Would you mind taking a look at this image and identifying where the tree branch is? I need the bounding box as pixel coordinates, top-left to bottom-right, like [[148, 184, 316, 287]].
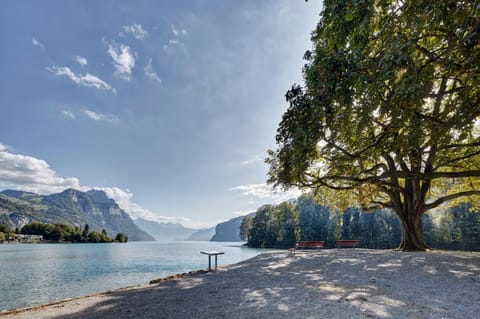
[[434, 150, 480, 170], [446, 142, 480, 149], [379, 170, 480, 180], [424, 191, 480, 211]]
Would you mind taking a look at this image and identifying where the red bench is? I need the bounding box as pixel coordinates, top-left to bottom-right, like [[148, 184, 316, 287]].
[[290, 241, 325, 256], [335, 240, 360, 248]]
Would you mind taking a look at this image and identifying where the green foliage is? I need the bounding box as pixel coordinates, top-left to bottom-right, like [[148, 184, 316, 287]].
[[247, 205, 272, 248], [87, 230, 112, 243], [21, 222, 120, 243], [245, 195, 479, 251], [273, 202, 298, 248], [82, 224, 90, 241], [0, 189, 155, 242], [268, 0, 480, 251], [426, 204, 480, 251], [297, 194, 330, 242], [115, 232, 129, 243], [0, 223, 10, 233], [240, 216, 253, 241], [0, 223, 16, 242]]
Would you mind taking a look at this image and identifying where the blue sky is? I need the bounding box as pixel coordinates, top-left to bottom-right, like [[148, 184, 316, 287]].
[[0, 0, 322, 228]]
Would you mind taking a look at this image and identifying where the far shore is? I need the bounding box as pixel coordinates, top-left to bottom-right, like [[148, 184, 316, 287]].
[[2, 249, 479, 319]]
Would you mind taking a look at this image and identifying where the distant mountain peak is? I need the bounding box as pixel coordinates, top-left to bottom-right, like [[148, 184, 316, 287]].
[[59, 188, 80, 195], [134, 217, 198, 241], [86, 189, 115, 205], [1, 189, 38, 197], [0, 188, 155, 241]]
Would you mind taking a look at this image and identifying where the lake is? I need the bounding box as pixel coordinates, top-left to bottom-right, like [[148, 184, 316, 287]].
[[0, 241, 273, 311]]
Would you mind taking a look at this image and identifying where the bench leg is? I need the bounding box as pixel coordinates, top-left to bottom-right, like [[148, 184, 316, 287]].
[[208, 255, 212, 271]]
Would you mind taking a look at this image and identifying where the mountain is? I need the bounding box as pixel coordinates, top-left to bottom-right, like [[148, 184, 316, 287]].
[[0, 189, 155, 241], [186, 227, 216, 241], [134, 218, 197, 241], [211, 214, 254, 242]]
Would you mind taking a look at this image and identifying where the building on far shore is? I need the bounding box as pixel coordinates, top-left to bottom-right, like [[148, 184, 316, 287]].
[[12, 234, 43, 242]]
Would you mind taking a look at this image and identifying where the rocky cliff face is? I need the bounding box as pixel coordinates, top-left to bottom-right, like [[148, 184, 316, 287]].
[[211, 214, 254, 242], [0, 189, 155, 241]]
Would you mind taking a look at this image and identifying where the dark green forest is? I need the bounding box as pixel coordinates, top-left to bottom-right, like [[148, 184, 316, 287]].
[[241, 195, 480, 251], [0, 222, 128, 243]]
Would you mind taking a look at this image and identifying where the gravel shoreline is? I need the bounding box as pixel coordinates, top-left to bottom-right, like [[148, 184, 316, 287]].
[[2, 249, 479, 319]]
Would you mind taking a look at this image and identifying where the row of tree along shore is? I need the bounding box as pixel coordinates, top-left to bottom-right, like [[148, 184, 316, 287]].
[[266, 0, 480, 251], [241, 194, 480, 251], [0, 222, 128, 243]]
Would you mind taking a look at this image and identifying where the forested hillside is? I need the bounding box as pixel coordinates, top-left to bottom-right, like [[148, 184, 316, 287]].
[[0, 189, 154, 241], [241, 194, 480, 251]]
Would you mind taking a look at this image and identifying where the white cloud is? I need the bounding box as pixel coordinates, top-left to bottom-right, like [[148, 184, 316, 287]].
[[48, 66, 116, 93], [61, 110, 76, 119], [84, 187, 211, 228], [122, 24, 148, 40], [163, 25, 187, 51], [0, 147, 86, 194], [108, 43, 135, 80], [73, 55, 87, 66], [144, 58, 161, 83], [240, 155, 263, 165], [171, 25, 179, 36], [171, 24, 187, 37], [163, 39, 185, 51], [229, 183, 303, 204], [82, 109, 119, 124], [92, 187, 194, 227], [32, 37, 45, 49], [0, 147, 206, 227]]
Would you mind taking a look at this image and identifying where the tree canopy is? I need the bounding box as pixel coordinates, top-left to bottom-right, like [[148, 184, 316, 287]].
[[21, 222, 127, 243], [241, 195, 480, 251], [267, 0, 480, 250]]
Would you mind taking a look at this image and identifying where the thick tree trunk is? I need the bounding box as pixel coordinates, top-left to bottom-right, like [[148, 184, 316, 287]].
[[396, 210, 429, 251]]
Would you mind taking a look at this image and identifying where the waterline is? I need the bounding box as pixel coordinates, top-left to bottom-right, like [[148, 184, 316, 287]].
[[0, 241, 272, 311]]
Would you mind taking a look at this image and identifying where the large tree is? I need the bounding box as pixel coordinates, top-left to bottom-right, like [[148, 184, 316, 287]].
[[267, 0, 480, 251]]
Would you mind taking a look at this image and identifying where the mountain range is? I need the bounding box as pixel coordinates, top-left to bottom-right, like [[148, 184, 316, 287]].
[[0, 189, 154, 241], [134, 217, 216, 241], [134, 218, 197, 241], [0, 188, 252, 243]]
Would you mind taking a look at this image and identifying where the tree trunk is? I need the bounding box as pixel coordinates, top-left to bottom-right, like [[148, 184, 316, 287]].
[[396, 210, 429, 251]]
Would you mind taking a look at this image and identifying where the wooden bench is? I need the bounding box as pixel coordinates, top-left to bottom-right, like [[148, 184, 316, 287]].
[[290, 241, 325, 256], [335, 240, 360, 248]]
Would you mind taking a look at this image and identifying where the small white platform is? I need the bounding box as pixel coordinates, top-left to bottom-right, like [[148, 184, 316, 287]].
[[200, 251, 225, 271]]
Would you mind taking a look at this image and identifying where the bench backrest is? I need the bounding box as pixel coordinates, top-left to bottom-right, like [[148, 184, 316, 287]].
[[297, 241, 325, 247]]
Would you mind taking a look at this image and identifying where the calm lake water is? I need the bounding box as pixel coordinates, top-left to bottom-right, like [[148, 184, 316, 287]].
[[0, 241, 273, 311]]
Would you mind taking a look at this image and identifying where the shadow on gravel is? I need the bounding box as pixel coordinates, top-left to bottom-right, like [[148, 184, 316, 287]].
[[42, 249, 480, 319]]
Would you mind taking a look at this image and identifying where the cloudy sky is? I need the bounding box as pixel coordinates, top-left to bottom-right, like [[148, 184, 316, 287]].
[[0, 0, 322, 228]]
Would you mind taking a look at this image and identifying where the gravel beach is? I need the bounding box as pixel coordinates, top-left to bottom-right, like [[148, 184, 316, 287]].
[[2, 249, 479, 319]]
